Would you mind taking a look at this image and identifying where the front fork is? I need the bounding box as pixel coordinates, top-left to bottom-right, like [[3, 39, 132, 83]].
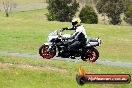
[[47, 44, 56, 52], [47, 44, 52, 52]]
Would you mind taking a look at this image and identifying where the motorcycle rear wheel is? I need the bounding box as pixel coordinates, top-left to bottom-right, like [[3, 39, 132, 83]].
[[81, 48, 99, 62], [39, 44, 56, 59]]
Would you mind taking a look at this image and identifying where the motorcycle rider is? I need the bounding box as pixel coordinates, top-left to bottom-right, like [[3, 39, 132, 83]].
[[57, 18, 88, 59]]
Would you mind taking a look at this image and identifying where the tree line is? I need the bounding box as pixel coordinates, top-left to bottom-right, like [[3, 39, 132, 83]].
[[47, 0, 132, 25], [1, 0, 132, 25]]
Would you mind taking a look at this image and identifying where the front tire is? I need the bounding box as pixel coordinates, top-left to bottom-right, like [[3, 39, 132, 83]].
[[39, 44, 56, 59], [81, 48, 99, 62]]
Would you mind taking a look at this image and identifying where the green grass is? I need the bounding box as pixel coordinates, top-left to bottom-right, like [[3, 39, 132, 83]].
[[0, 9, 132, 62], [0, 56, 132, 88], [0, 0, 46, 6]]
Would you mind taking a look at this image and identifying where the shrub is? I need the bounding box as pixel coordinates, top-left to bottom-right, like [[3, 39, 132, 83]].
[[47, 0, 79, 22], [79, 6, 98, 24], [124, 4, 132, 25]]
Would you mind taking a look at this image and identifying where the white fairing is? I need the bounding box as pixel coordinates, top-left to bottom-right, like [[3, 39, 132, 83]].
[[61, 34, 71, 38], [48, 30, 58, 42], [48, 30, 71, 42], [48, 35, 58, 42]]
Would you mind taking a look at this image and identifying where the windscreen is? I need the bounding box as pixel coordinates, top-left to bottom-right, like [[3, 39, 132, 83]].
[[48, 30, 58, 36]]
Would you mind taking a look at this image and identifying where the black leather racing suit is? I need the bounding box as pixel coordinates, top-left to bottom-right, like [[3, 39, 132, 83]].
[[64, 25, 87, 56]]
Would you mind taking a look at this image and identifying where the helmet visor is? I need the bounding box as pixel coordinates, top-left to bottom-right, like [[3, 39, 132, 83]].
[[72, 21, 78, 26]]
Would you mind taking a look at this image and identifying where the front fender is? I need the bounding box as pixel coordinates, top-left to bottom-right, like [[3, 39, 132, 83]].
[[43, 42, 51, 45]]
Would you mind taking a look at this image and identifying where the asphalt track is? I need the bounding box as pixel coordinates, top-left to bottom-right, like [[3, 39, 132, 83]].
[[0, 52, 132, 68]]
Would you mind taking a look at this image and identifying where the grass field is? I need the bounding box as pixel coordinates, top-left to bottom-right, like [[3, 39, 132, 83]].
[[0, 8, 132, 88], [0, 0, 46, 5], [0, 56, 132, 88]]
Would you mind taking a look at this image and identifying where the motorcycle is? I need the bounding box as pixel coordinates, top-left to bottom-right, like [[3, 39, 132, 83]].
[[39, 29, 101, 62]]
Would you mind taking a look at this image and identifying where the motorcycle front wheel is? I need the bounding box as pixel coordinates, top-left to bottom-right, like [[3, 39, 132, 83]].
[[39, 44, 56, 59], [81, 48, 99, 62]]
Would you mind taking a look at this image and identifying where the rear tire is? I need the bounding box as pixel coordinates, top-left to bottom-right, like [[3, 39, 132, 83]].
[[81, 48, 99, 62], [39, 44, 56, 59]]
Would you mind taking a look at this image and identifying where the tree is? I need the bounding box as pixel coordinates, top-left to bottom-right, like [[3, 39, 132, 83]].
[[2, 0, 16, 17], [96, 0, 127, 25], [78, 0, 97, 5], [79, 6, 98, 24], [124, 0, 132, 25], [47, 0, 79, 22]]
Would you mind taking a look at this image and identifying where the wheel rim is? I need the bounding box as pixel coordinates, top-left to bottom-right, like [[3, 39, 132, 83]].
[[40, 45, 56, 59], [85, 50, 97, 62], [40, 45, 48, 56]]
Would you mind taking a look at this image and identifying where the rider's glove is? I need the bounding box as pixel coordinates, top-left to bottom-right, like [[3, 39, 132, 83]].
[[62, 27, 68, 32]]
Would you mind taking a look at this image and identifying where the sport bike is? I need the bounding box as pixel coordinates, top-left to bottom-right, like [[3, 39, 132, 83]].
[[39, 29, 101, 62]]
